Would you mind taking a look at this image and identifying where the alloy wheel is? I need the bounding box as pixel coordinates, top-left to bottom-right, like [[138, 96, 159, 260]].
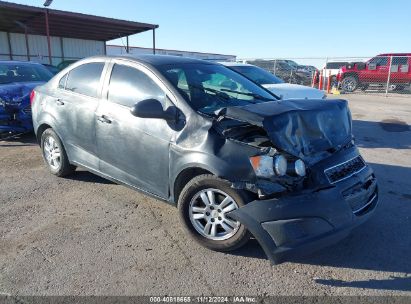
[[342, 78, 358, 92], [189, 188, 240, 241], [43, 135, 61, 170]]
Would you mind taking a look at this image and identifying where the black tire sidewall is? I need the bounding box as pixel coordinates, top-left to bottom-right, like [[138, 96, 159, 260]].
[[178, 174, 250, 252]]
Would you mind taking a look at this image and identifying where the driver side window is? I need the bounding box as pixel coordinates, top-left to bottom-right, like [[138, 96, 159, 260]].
[[108, 64, 166, 108], [369, 56, 388, 66]]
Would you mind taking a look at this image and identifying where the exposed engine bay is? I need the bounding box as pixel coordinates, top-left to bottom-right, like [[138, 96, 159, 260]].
[[213, 98, 355, 198]]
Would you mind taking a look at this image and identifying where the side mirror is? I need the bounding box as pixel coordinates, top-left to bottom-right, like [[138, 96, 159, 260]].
[[130, 99, 176, 121], [368, 63, 377, 71]]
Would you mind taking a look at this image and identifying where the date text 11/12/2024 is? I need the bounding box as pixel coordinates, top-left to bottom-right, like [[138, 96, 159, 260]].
[[149, 296, 257, 303]]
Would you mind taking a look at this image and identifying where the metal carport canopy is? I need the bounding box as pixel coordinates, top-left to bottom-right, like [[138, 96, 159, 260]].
[[0, 0, 158, 41]]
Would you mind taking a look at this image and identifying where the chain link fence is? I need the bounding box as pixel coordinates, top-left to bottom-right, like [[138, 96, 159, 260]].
[[239, 55, 411, 97]]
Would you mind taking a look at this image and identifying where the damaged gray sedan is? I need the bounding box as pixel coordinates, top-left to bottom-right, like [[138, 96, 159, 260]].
[[31, 55, 378, 264]]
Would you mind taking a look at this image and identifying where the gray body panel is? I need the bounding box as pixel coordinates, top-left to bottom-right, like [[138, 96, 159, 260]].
[[32, 55, 256, 202], [31, 55, 378, 264]]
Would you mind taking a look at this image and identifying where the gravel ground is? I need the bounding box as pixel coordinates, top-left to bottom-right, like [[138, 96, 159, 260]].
[[0, 94, 410, 296]]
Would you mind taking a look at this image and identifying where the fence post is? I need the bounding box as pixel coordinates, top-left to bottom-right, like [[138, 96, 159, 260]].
[[322, 57, 328, 91], [385, 55, 393, 97], [311, 71, 315, 87]]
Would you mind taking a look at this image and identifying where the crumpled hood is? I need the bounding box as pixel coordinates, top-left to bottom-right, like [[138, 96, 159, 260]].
[[263, 83, 325, 100], [220, 99, 352, 161]]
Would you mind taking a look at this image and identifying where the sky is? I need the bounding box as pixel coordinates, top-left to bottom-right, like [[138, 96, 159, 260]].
[[9, 0, 411, 59]]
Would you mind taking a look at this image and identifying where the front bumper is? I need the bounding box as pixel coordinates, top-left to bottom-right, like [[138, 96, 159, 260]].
[[228, 163, 378, 264], [0, 107, 33, 134]]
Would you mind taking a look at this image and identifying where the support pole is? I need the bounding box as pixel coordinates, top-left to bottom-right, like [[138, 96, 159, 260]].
[[60, 37, 65, 61], [152, 28, 156, 55], [126, 36, 129, 54], [385, 56, 393, 97], [323, 57, 328, 91], [45, 8, 52, 64], [6, 32, 12, 60], [24, 26, 30, 61]]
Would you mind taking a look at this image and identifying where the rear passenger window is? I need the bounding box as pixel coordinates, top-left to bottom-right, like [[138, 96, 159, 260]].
[[58, 73, 67, 89], [108, 64, 165, 108], [65, 62, 104, 98], [392, 57, 408, 65]]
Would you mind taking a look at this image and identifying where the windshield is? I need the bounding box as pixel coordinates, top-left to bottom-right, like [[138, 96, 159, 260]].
[[0, 63, 53, 84], [284, 60, 299, 68], [230, 65, 285, 85], [158, 63, 277, 114]]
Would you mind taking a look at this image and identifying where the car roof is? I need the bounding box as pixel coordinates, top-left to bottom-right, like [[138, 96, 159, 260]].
[[219, 61, 254, 67], [89, 54, 217, 67], [378, 53, 411, 56]]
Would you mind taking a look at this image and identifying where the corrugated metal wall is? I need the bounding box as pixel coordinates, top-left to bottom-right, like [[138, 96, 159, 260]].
[[0, 31, 105, 65], [0, 32, 10, 61]]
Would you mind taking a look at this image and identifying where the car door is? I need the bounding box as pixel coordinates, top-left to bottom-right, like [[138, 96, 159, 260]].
[[365, 56, 389, 83], [390, 56, 409, 83], [95, 60, 175, 198], [52, 61, 106, 169]]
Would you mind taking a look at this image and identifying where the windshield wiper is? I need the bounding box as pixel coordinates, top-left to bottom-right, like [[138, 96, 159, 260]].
[[191, 85, 262, 104], [220, 88, 277, 101]]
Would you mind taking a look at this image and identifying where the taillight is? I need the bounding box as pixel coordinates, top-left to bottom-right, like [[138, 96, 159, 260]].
[[30, 90, 36, 105]]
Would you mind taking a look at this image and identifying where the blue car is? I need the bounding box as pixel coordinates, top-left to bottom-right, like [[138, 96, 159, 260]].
[[0, 61, 53, 136]]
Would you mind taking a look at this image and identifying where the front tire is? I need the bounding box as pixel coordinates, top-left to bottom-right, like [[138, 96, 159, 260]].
[[178, 174, 250, 252], [41, 128, 75, 177], [341, 76, 359, 92]]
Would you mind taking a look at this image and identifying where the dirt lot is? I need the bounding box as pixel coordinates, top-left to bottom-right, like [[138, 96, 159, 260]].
[[0, 94, 410, 296]]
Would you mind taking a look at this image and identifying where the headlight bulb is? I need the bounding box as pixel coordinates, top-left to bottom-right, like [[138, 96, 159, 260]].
[[274, 155, 287, 176], [294, 159, 306, 177]]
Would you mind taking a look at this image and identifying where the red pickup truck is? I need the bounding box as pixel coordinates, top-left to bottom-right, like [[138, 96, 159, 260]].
[[337, 53, 411, 92]]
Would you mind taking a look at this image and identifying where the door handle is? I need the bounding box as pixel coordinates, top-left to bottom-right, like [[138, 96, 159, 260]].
[[55, 98, 64, 106], [97, 115, 112, 124]]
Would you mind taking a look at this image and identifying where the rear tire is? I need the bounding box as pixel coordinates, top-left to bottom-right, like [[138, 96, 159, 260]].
[[390, 84, 405, 91], [178, 174, 250, 252], [341, 76, 359, 92], [360, 84, 369, 91], [40, 128, 75, 177]]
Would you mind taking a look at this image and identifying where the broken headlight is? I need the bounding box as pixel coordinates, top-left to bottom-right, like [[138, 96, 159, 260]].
[[249, 154, 287, 178], [249, 155, 274, 178], [250, 154, 306, 178]]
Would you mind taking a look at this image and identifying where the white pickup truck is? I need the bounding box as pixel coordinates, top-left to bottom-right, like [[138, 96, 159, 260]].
[[321, 61, 349, 88]]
